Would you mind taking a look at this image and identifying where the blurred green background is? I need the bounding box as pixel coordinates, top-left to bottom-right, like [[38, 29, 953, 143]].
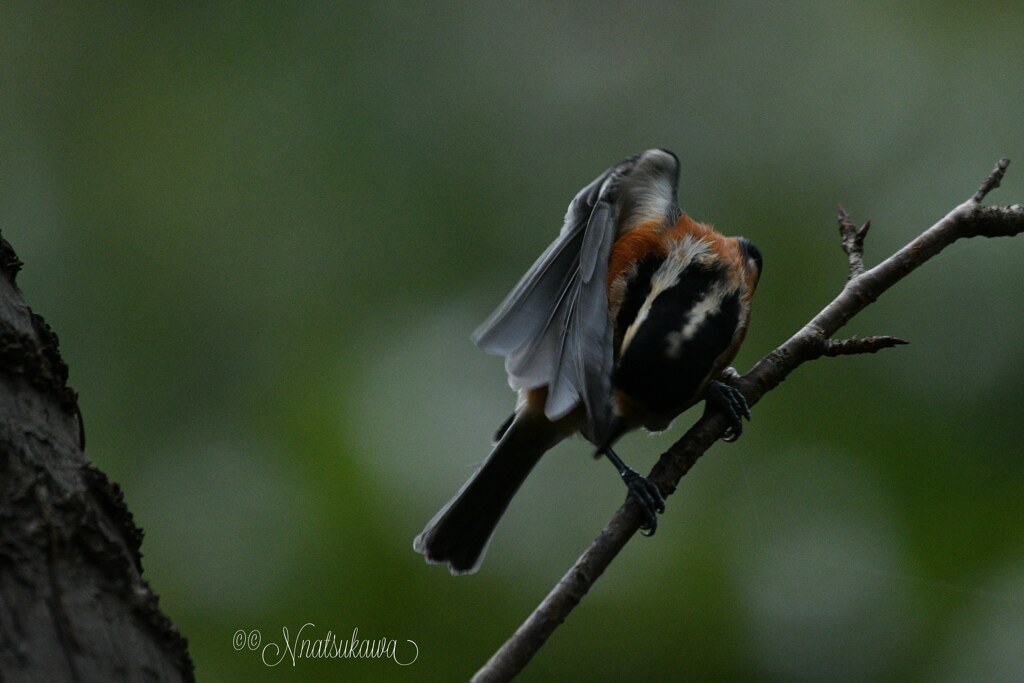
[[3, 2, 1024, 681]]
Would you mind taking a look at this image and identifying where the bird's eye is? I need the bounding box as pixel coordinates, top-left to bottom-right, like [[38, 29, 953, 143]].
[[738, 238, 762, 276]]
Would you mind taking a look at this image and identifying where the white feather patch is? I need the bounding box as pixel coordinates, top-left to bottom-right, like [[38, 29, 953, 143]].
[[619, 149, 678, 233], [663, 282, 730, 359], [619, 235, 711, 355]]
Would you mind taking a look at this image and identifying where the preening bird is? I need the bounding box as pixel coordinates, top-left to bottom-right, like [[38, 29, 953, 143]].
[[414, 149, 762, 574]]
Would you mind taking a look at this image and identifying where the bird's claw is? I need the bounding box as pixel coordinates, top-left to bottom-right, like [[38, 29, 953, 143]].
[[622, 468, 665, 536], [705, 379, 752, 442]]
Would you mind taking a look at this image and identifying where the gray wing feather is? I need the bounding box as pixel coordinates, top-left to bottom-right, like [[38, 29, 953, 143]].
[[564, 198, 617, 442], [472, 150, 678, 445], [472, 166, 619, 355]]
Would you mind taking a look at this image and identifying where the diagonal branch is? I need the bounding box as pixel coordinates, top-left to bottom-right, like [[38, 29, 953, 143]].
[[471, 159, 1024, 683]]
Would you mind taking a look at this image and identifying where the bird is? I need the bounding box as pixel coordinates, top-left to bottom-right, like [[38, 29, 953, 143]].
[[414, 149, 762, 574]]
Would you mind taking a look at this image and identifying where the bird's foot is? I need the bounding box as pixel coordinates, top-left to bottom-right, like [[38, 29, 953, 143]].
[[621, 467, 666, 536], [705, 379, 751, 442]]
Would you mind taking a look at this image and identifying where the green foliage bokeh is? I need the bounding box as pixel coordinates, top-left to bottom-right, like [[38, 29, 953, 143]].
[[3, 3, 1023, 681]]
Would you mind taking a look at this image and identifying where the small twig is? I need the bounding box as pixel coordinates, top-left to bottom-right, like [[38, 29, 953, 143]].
[[973, 158, 1010, 203], [472, 159, 1024, 683], [820, 335, 909, 357], [837, 205, 870, 279]]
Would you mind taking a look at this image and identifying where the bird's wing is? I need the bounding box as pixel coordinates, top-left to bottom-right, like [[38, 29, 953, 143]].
[[473, 149, 680, 443]]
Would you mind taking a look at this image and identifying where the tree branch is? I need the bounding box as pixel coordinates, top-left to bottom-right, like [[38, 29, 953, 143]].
[[471, 159, 1024, 683]]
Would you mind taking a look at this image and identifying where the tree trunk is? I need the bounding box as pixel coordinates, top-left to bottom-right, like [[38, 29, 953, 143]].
[[0, 233, 193, 683]]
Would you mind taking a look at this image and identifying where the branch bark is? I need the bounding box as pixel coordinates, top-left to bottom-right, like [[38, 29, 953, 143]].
[[0, 234, 194, 682], [471, 159, 1024, 683]]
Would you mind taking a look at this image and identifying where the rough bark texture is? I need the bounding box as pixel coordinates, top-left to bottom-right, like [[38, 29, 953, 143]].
[[0, 233, 194, 683]]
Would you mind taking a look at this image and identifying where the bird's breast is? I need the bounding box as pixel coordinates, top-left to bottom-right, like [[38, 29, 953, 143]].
[[607, 222, 750, 427]]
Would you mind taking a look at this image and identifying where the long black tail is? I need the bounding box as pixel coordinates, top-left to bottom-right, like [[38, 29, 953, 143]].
[[413, 414, 557, 574]]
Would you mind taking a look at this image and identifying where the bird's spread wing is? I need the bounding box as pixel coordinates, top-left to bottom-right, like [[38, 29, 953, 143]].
[[473, 150, 680, 444]]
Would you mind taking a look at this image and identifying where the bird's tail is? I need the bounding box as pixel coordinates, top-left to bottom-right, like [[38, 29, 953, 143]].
[[413, 413, 559, 574]]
